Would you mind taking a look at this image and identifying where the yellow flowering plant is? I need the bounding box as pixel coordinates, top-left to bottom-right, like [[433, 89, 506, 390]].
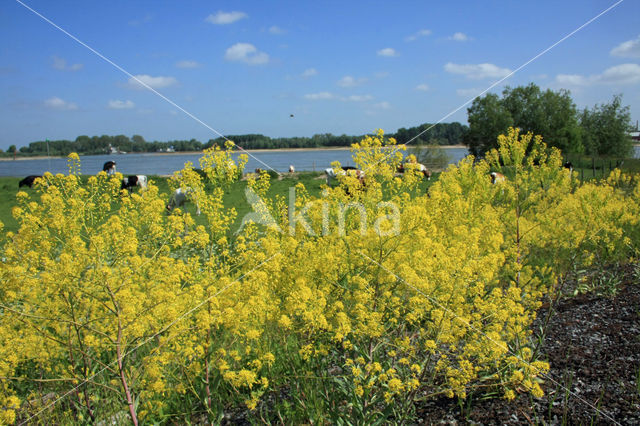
[[0, 130, 638, 424]]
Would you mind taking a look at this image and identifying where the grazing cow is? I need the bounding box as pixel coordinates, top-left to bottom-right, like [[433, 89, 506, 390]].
[[289, 165, 295, 173], [397, 162, 431, 179], [103, 161, 117, 175], [121, 175, 148, 192], [562, 161, 574, 178], [167, 187, 201, 215], [490, 172, 506, 184], [416, 163, 432, 180], [18, 175, 42, 188], [325, 166, 366, 186]]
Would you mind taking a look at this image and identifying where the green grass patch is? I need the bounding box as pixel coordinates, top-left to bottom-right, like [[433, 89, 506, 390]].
[[0, 171, 438, 235]]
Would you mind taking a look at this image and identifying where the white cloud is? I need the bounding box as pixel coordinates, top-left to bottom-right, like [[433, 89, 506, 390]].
[[205, 11, 247, 25], [556, 74, 590, 86], [377, 48, 399, 57], [224, 43, 269, 65], [128, 74, 178, 90], [405, 29, 431, 42], [456, 88, 483, 98], [52, 56, 83, 71], [269, 25, 285, 35], [416, 83, 429, 91], [556, 64, 640, 86], [303, 92, 373, 102], [176, 60, 200, 69], [373, 101, 391, 109], [301, 68, 317, 78], [449, 32, 470, 42], [337, 75, 366, 87], [598, 63, 640, 84], [444, 62, 512, 79], [108, 100, 135, 109], [304, 92, 335, 100], [344, 94, 373, 102], [611, 35, 640, 58], [44, 97, 77, 110]]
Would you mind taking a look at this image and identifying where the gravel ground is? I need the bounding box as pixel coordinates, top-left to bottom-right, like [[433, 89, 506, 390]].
[[418, 264, 640, 425]]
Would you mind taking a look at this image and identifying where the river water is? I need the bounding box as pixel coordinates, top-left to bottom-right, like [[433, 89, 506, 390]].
[[0, 147, 471, 177], [1, 146, 639, 177]]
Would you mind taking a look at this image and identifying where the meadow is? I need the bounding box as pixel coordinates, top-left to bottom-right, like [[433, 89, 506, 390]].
[[0, 171, 435, 235], [0, 130, 639, 424]]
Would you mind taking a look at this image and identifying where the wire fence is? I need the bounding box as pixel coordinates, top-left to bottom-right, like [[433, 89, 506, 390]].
[[564, 154, 640, 180]]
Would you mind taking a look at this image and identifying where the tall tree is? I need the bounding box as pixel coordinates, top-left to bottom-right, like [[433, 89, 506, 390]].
[[464, 93, 513, 157], [465, 83, 582, 156], [502, 84, 581, 153], [580, 94, 633, 157]]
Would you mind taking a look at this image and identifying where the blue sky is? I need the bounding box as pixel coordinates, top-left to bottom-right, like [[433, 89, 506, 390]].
[[1, 0, 639, 151]]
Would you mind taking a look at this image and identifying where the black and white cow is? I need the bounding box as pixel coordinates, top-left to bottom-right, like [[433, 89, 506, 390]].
[[325, 166, 366, 188], [166, 187, 201, 215], [397, 162, 431, 180], [121, 175, 148, 192], [103, 161, 117, 175], [18, 175, 42, 188]]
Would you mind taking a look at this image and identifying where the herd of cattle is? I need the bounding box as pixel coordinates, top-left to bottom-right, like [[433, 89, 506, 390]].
[[15, 160, 575, 214]]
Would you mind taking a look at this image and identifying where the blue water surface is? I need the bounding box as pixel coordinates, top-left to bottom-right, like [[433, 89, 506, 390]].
[[2, 146, 639, 177], [0, 147, 472, 177]]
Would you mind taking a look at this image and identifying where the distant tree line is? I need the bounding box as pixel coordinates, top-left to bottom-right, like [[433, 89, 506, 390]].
[[393, 122, 468, 146], [203, 133, 366, 150], [4, 84, 633, 159], [465, 83, 634, 158], [3, 123, 468, 157], [5, 135, 205, 157]]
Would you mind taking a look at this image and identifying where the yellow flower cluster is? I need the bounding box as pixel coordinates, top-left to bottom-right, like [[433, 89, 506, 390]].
[[1, 129, 638, 423]]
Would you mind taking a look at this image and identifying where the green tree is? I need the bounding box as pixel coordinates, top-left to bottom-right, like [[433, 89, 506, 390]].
[[464, 93, 513, 157], [579, 94, 633, 157], [465, 83, 582, 156], [502, 84, 581, 154], [132, 134, 146, 145], [114, 134, 132, 152], [393, 122, 469, 146]]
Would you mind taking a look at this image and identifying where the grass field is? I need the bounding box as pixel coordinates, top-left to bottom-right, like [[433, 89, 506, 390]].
[[2, 160, 637, 236], [0, 172, 438, 235]]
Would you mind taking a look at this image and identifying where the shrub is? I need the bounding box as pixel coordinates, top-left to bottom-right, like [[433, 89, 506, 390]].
[[0, 130, 638, 424]]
